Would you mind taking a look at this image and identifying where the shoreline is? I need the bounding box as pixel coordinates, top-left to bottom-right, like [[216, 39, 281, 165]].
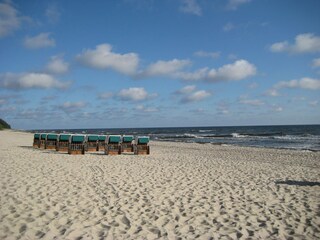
[[13, 129, 320, 152], [1, 130, 319, 239]]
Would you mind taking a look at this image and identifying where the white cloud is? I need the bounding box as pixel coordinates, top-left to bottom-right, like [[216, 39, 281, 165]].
[[117, 87, 157, 101], [0, 1, 21, 38], [98, 92, 114, 100], [179, 0, 202, 16], [270, 33, 320, 54], [60, 101, 87, 113], [134, 105, 159, 112], [0, 72, 71, 90], [194, 51, 220, 58], [309, 100, 318, 107], [207, 59, 256, 82], [77, 43, 139, 75], [140, 59, 191, 78], [174, 59, 256, 82], [45, 3, 60, 24], [175, 68, 209, 81], [271, 105, 283, 112], [46, 55, 69, 74], [24, 32, 55, 49], [312, 58, 320, 68], [0, 98, 6, 104], [264, 88, 280, 97], [176, 85, 196, 94], [275, 77, 320, 90], [223, 22, 235, 32], [175, 86, 211, 103], [240, 99, 264, 106], [182, 90, 211, 103], [248, 82, 258, 89], [227, 0, 251, 10]]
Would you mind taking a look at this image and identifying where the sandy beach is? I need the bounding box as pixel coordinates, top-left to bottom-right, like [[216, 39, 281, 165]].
[[0, 130, 319, 240]]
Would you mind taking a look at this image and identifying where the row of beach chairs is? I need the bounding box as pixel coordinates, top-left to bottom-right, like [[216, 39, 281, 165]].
[[33, 133, 150, 155]]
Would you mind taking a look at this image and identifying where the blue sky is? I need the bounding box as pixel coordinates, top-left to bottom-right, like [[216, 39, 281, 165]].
[[0, 0, 320, 129]]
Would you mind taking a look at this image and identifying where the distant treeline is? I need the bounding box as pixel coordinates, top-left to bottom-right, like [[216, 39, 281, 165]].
[[0, 118, 11, 130]]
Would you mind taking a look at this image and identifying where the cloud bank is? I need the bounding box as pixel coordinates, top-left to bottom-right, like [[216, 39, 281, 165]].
[[77, 44, 139, 76], [0, 72, 71, 90], [179, 0, 202, 16], [24, 32, 56, 49], [270, 33, 320, 54], [0, 1, 22, 38]]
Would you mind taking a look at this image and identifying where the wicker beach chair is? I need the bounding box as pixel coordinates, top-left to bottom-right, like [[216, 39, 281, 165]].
[[86, 135, 99, 152], [105, 135, 122, 155], [68, 135, 85, 155], [121, 135, 134, 153], [33, 133, 40, 148], [46, 133, 58, 150], [134, 136, 150, 155], [56, 134, 71, 152], [98, 135, 107, 151], [39, 133, 47, 149]]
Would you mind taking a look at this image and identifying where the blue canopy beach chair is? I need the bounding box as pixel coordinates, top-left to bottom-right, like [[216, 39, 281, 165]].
[[121, 135, 134, 153], [33, 133, 40, 148], [98, 135, 107, 151], [86, 135, 99, 152], [39, 133, 47, 149], [56, 134, 71, 152], [68, 135, 85, 155], [134, 136, 150, 155], [105, 135, 122, 155], [46, 133, 59, 150]]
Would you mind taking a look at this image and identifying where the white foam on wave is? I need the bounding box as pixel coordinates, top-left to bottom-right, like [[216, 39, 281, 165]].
[[231, 133, 248, 138]]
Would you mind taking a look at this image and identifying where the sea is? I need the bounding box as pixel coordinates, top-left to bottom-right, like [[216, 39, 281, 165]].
[[33, 124, 320, 152]]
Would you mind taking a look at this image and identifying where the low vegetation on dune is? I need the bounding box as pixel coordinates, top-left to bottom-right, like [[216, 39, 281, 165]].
[[0, 118, 11, 130]]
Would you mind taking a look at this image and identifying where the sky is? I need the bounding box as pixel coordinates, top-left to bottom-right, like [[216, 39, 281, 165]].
[[0, 0, 320, 130]]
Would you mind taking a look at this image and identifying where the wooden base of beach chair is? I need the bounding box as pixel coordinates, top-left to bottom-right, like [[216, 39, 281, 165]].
[[39, 140, 46, 149], [56, 142, 69, 152], [87, 148, 98, 152], [56, 147, 68, 152], [121, 144, 134, 153], [46, 141, 57, 150], [68, 150, 85, 155], [105, 145, 121, 155], [46, 145, 56, 150], [68, 143, 85, 155], [86, 143, 98, 152], [122, 149, 134, 153], [98, 143, 105, 151], [33, 143, 39, 148], [134, 145, 150, 155]]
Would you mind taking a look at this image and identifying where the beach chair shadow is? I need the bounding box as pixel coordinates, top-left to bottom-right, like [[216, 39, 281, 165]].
[[19, 146, 34, 149], [275, 180, 320, 187]]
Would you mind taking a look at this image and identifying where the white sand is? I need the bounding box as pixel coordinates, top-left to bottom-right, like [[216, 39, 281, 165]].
[[0, 130, 319, 239]]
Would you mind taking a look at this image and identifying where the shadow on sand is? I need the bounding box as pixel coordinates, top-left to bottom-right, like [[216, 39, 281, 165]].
[[19, 146, 35, 149], [275, 180, 320, 187]]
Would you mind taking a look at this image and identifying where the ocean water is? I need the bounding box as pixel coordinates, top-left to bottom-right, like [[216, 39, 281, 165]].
[[34, 125, 320, 152]]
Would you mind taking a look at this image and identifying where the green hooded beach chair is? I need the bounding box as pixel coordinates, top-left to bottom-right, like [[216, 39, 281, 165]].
[[46, 133, 59, 150], [39, 133, 47, 149], [86, 135, 99, 152], [56, 134, 71, 152], [105, 135, 122, 155], [134, 136, 150, 155], [121, 135, 134, 153], [98, 135, 107, 151], [68, 135, 85, 155], [33, 133, 40, 148]]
